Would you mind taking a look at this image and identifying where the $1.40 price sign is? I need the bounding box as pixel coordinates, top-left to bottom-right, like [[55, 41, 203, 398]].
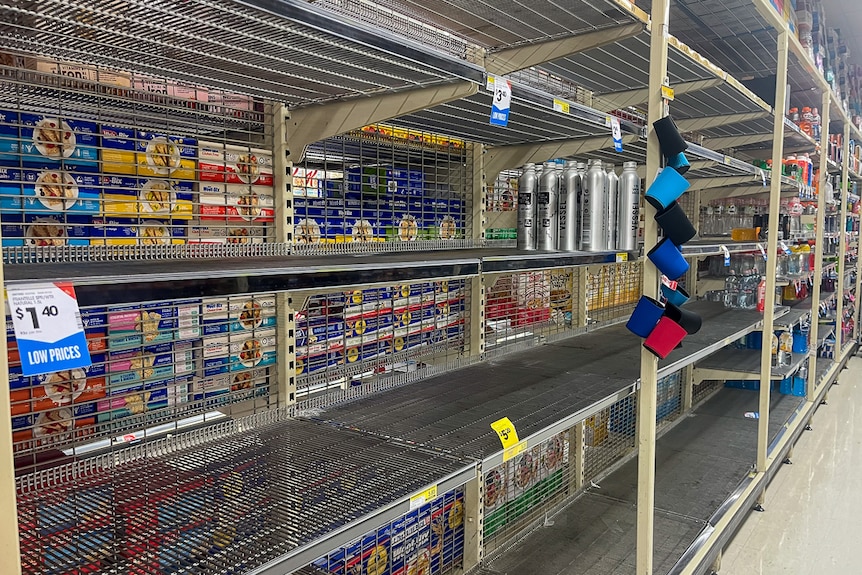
[[6, 282, 92, 376]]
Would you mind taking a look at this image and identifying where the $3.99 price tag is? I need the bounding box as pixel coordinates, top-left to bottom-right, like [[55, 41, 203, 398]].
[[6, 282, 92, 376]]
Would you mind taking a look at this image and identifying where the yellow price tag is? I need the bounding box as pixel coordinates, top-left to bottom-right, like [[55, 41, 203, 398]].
[[553, 98, 570, 114], [491, 417, 520, 448], [723, 155, 733, 166], [616, 253, 628, 262], [410, 484, 438, 510], [503, 441, 527, 462], [661, 85, 675, 101]]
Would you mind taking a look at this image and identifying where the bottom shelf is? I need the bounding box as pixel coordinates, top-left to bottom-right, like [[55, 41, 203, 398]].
[[484, 353, 846, 575]]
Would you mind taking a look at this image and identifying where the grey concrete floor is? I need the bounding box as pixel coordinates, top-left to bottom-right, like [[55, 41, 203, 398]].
[[721, 356, 862, 575]]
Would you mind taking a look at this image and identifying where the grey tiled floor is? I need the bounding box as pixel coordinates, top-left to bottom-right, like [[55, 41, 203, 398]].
[[722, 356, 862, 575]]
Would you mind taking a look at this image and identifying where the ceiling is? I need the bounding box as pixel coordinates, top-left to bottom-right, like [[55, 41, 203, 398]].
[[821, 0, 862, 69]]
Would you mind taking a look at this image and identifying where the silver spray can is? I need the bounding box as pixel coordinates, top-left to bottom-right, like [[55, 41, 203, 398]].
[[617, 161, 641, 252], [581, 159, 607, 251], [558, 161, 580, 251], [537, 161, 560, 250], [517, 164, 537, 250], [605, 164, 619, 250]]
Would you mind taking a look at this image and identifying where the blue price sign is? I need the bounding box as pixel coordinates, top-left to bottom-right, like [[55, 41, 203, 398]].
[[7, 282, 92, 376], [489, 77, 512, 127]]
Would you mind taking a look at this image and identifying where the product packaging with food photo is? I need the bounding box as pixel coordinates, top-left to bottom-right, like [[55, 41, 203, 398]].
[[0, 110, 100, 169]]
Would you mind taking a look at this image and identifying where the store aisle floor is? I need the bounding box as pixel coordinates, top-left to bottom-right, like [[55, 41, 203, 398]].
[[720, 356, 862, 575]]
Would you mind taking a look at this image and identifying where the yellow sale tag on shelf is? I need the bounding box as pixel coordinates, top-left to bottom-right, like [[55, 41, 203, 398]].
[[616, 253, 628, 262], [553, 99, 570, 114], [491, 417, 519, 448], [723, 155, 733, 166], [661, 85, 675, 101], [503, 441, 526, 462], [410, 484, 438, 510]]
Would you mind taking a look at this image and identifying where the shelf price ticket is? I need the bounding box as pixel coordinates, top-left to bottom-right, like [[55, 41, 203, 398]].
[[7, 282, 92, 376]]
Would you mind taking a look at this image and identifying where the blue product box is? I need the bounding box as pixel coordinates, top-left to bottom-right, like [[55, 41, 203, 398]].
[[135, 131, 197, 180], [192, 373, 231, 402], [201, 333, 230, 377], [22, 214, 91, 247], [13, 113, 100, 169], [201, 297, 230, 336], [0, 215, 23, 247], [21, 169, 100, 214], [344, 340, 383, 365], [96, 384, 171, 424], [0, 166, 23, 212], [345, 311, 393, 338], [229, 329, 276, 372], [229, 295, 277, 333], [0, 110, 19, 165]]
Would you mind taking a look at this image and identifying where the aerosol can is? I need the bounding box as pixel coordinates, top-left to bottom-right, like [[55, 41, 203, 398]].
[[605, 164, 619, 250], [617, 161, 640, 251], [581, 159, 607, 252], [517, 164, 537, 250], [537, 161, 560, 250], [558, 161, 580, 251]]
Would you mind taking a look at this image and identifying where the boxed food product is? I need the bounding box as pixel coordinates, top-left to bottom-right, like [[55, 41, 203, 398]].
[[177, 300, 202, 339], [24, 57, 132, 88], [201, 298, 230, 335], [14, 407, 95, 449], [225, 184, 274, 222], [108, 303, 176, 348], [90, 217, 187, 246], [100, 124, 137, 174], [229, 295, 276, 332], [102, 176, 193, 219], [344, 309, 393, 339], [132, 76, 209, 102], [514, 272, 551, 327], [199, 142, 273, 187], [0, 216, 23, 247], [96, 381, 174, 424], [0, 111, 100, 169], [17, 214, 92, 247], [201, 333, 230, 377], [174, 340, 197, 376], [135, 131, 196, 180], [229, 329, 276, 371], [191, 372, 230, 401], [29, 359, 107, 416], [344, 340, 384, 365], [198, 182, 227, 219], [108, 342, 174, 387], [21, 168, 100, 215], [0, 165, 24, 212], [187, 222, 266, 245]]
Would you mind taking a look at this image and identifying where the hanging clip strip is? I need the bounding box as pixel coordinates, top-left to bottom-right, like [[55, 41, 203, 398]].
[[757, 243, 768, 260], [721, 245, 731, 267]]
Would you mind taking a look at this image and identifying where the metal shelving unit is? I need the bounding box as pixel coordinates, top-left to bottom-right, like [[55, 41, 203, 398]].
[[0, 0, 859, 575]]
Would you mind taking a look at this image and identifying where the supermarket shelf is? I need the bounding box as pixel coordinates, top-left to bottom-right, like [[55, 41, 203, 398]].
[[319, 302, 783, 468], [775, 298, 814, 328], [0, 0, 484, 105], [488, 383, 805, 575], [4, 248, 634, 305], [16, 413, 476, 575], [694, 347, 808, 380], [681, 241, 760, 257]]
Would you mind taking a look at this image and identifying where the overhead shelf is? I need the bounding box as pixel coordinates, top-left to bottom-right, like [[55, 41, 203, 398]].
[[3, 248, 633, 305], [0, 0, 484, 104], [15, 414, 476, 575], [317, 301, 785, 468]]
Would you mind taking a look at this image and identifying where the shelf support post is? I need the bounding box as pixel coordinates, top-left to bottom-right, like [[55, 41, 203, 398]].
[[572, 422, 586, 492], [471, 143, 486, 244], [807, 92, 830, 397], [463, 466, 484, 572], [637, 0, 670, 571], [757, 31, 789, 474], [0, 222, 20, 574], [836, 124, 851, 352], [273, 103, 293, 245], [467, 275, 486, 359]]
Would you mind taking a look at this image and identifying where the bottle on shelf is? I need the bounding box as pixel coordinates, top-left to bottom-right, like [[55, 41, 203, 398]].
[[800, 107, 813, 136], [617, 161, 640, 251], [536, 161, 559, 251], [558, 161, 580, 252], [812, 107, 821, 140], [771, 332, 779, 368], [789, 107, 800, 124], [517, 163, 538, 250], [605, 163, 619, 251], [779, 329, 793, 367], [580, 159, 607, 252]]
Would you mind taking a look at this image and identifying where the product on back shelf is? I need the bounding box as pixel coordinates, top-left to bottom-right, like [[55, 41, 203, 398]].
[[90, 217, 187, 246], [513, 272, 551, 326], [198, 142, 273, 186], [102, 175, 193, 219], [29, 359, 107, 417], [21, 168, 100, 215], [108, 342, 174, 387], [229, 329, 276, 371], [0, 110, 100, 169], [229, 295, 276, 332], [225, 184, 274, 222], [108, 303, 177, 349]]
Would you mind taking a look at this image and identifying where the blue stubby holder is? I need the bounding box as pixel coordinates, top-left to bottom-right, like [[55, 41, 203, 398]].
[[645, 167, 691, 210], [648, 237, 690, 279], [661, 283, 690, 307], [668, 152, 690, 175], [626, 296, 666, 338]]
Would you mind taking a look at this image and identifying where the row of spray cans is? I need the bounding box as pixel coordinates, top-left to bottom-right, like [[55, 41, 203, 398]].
[[516, 159, 641, 252]]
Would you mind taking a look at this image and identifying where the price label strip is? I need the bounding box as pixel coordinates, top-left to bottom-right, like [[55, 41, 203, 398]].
[[491, 416, 525, 461], [489, 76, 512, 127], [7, 282, 92, 376], [409, 484, 438, 510]]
